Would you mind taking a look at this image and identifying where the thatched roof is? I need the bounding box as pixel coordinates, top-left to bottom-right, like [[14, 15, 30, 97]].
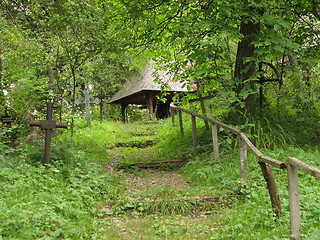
[[108, 61, 188, 105]]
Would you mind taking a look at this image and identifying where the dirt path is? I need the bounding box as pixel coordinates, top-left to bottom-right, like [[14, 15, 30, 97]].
[[100, 124, 229, 239]]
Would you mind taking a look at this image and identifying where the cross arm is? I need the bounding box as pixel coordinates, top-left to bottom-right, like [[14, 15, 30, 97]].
[[30, 120, 67, 129]]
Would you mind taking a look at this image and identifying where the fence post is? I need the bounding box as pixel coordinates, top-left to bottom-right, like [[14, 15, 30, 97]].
[[171, 107, 175, 126], [200, 99, 209, 130], [191, 115, 197, 148], [178, 110, 184, 137], [259, 162, 282, 218], [239, 136, 248, 184], [212, 124, 219, 160], [288, 160, 301, 240]]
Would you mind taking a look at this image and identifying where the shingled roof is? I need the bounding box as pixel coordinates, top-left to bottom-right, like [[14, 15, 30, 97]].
[[108, 61, 188, 105]]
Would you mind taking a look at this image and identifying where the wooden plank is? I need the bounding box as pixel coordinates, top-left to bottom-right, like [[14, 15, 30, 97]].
[[178, 110, 184, 137], [259, 162, 282, 218], [288, 162, 301, 240], [239, 136, 248, 184], [191, 115, 197, 148], [289, 157, 320, 179], [115, 159, 188, 170], [212, 124, 219, 160]]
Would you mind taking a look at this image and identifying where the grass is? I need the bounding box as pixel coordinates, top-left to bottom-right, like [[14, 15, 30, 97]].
[[1, 117, 320, 239]]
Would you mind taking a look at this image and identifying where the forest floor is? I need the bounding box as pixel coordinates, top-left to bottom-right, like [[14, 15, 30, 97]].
[[99, 122, 231, 240]]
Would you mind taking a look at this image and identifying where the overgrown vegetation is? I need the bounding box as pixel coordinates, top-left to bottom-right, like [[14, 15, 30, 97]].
[[2, 116, 320, 239], [0, 0, 319, 238]]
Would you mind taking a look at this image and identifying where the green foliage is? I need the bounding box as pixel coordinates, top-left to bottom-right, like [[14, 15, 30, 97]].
[[0, 132, 122, 239]]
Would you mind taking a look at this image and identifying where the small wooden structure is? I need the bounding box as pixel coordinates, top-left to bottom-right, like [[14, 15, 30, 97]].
[[108, 61, 188, 122]]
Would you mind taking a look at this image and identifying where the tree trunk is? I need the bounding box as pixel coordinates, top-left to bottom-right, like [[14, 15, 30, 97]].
[[234, 17, 260, 113], [71, 66, 76, 136]]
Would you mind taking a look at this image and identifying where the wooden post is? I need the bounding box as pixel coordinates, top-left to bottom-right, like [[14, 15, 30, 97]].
[[239, 136, 248, 183], [147, 94, 154, 116], [178, 110, 184, 137], [200, 99, 209, 130], [171, 107, 175, 126], [100, 99, 103, 123], [30, 102, 68, 165], [288, 162, 301, 240], [212, 124, 219, 160], [121, 103, 127, 123], [259, 162, 282, 218], [83, 89, 91, 125], [191, 115, 197, 148]]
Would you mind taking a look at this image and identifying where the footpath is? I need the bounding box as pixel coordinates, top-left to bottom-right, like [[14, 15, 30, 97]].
[[100, 122, 230, 240]]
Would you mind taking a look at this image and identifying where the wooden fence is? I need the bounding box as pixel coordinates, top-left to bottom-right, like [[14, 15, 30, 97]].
[[170, 104, 320, 240], [287, 157, 320, 239]]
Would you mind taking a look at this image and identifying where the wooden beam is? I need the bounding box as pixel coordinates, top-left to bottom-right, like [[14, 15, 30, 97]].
[[212, 124, 219, 160], [259, 162, 282, 218], [288, 157, 320, 179], [191, 115, 197, 148], [288, 162, 301, 240], [147, 94, 154, 115], [200, 99, 209, 130], [239, 136, 248, 184], [179, 110, 184, 137], [121, 103, 127, 123], [171, 107, 175, 126]]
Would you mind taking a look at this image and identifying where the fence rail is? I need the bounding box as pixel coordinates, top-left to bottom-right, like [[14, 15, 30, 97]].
[[170, 104, 320, 239], [288, 157, 320, 240]]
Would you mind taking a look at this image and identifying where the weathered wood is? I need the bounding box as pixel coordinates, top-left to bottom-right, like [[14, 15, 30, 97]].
[[121, 103, 127, 123], [239, 132, 263, 158], [191, 115, 197, 148], [171, 105, 287, 168], [260, 155, 287, 169], [170, 105, 287, 169], [115, 159, 188, 170], [178, 110, 184, 137], [289, 157, 320, 179], [200, 99, 209, 130], [239, 136, 248, 184], [259, 162, 282, 218], [30, 102, 67, 165], [147, 94, 154, 115], [171, 105, 240, 134], [171, 107, 175, 126], [288, 162, 301, 240], [212, 124, 219, 160]]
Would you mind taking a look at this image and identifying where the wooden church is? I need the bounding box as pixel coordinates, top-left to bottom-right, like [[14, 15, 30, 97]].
[[108, 61, 189, 122]]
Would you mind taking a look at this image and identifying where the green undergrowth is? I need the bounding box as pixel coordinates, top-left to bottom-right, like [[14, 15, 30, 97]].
[[1, 117, 320, 239], [0, 141, 122, 239], [155, 118, 320, 239]]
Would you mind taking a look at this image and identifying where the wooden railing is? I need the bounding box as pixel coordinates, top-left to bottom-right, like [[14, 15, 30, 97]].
[[287, 157, 320, 240], [170, 104, 320, 239]]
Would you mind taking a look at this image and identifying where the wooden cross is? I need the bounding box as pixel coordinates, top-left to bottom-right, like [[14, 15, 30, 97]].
[[75, 89, 101, 125], [30, 102, 68, 165]]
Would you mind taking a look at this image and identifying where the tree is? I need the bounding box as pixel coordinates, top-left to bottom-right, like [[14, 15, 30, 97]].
[[111, 0, 319, 116], [0, 0, 140, 131]]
